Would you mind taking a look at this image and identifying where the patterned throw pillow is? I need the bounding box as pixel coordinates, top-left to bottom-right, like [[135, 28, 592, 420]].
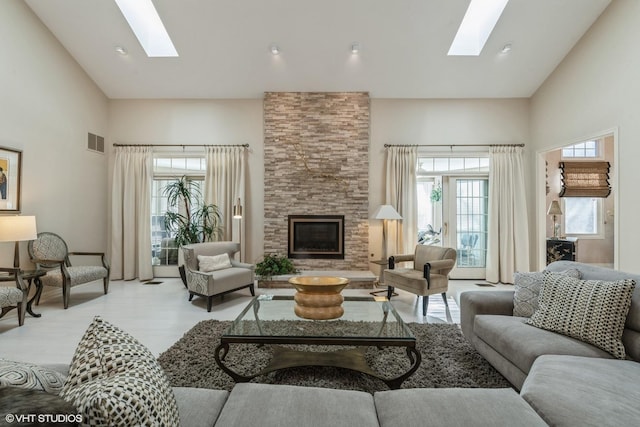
[[60, 316, 179, 426], [0, 359, 66, 394], [526, 272, 635, 359], [513, 269, 581, 317]]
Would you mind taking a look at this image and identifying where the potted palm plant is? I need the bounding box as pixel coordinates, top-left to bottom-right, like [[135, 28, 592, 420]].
[[163, 176, 222, 284]]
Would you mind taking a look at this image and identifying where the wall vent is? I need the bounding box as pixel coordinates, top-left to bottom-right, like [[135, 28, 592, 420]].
[[88, 133, 105, 154]]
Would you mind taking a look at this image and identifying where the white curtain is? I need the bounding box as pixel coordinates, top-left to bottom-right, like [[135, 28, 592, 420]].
[[385, 146, 418, 256], [110, 146, 153, 281], [486, 146, 530, 283], [204, 146, 246, 246]]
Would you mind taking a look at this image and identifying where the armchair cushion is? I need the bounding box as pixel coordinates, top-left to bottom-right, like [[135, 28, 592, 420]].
[[0, 287, 23, 306], [40, 266, 108, 288], [198, 253, 232, 272]]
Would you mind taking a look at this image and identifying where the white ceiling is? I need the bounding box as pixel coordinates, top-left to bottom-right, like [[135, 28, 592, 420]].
[[25, 0, 611, 99]]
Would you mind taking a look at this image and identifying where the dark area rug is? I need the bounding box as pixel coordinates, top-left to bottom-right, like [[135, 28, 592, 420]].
[[158, 320, 510, 394]]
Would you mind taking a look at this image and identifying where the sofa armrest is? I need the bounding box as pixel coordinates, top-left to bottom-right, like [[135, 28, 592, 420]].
[[460, 290, 515, 343]]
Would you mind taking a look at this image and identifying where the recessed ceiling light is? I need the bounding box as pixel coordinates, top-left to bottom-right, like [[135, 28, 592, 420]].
[[351, 42, 361, 54], [115, 46, 127, 55], [500, 43, 512, 54], [448, 0, 510, 56], [114, 0, 178, 57], [269, 43, 280, 55]]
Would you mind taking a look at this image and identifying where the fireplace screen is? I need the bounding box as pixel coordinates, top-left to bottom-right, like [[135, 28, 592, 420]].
[[288, 215, 344, 259]]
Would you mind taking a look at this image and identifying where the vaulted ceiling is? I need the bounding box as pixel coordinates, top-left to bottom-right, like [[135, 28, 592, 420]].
[[25, 0, 611, 99]]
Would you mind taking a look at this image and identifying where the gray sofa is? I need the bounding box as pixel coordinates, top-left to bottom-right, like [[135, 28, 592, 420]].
[[460, 261, 640, 426]]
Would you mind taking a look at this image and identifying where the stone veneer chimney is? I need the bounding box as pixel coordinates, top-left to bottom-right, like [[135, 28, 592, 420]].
[[263, 92, 370, 270]]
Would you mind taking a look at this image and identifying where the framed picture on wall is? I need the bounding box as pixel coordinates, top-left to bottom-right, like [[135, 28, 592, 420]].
[[0, 146, 22, 213]]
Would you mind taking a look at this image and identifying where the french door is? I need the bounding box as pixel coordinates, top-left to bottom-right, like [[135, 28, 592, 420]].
[[418, 175, 488, 279], [445, 177, 488, 279]]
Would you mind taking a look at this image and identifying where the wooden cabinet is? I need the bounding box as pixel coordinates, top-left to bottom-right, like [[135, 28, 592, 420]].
[[546, 238, 578, 265]]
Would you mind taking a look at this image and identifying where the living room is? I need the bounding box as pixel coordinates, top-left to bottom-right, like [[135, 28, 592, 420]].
[[2, 0, 640, 426]]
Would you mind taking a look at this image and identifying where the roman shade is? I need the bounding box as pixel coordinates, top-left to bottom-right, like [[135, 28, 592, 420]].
[[559, 161, 611, 197]]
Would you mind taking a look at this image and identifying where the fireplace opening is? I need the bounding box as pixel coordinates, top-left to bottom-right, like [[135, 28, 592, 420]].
[[288, 215, 344, 259]]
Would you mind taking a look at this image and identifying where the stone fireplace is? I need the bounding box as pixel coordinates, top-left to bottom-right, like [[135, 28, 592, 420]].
[[288, 215, 344, 259], [263, 92, 370, 271]]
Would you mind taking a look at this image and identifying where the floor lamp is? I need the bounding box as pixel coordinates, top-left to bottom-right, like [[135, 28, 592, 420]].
[[0, 215, 38, 268], [233, 198, 243, 262], [373, 204, 402, 261]]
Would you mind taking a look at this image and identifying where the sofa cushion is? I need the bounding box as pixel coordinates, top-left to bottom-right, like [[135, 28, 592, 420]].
[[0, 359, 66, 394], [60, 316, 179, 426], [375, 388, 547, 427], [521, 355, 640, 427], [173, 387, 228, 427], [474, 315, 612, 375], [526, 272, 635, 359], [513, 269, 581, 317], [214, 383, 378, 427], [198, 253, 232, 272]]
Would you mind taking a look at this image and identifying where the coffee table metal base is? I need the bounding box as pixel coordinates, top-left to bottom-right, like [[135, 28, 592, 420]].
[[214, 343, 421, 390]]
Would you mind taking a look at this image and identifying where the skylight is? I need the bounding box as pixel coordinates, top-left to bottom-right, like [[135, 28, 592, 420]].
[[114, 0, 178, 57], [448, 0, 510, 56]]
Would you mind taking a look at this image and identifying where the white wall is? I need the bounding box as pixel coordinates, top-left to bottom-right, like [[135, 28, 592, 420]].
[[108, 100, 264, 264], [369, 98, 532, 265], [0, 1, 109, 266], [531, 0, 640, 272]]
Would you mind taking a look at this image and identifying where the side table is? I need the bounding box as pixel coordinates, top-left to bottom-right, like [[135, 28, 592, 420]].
[[20, 270, 46, 318]]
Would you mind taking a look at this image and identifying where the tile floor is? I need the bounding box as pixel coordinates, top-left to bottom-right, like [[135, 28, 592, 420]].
[[0, 278, 511, 366]]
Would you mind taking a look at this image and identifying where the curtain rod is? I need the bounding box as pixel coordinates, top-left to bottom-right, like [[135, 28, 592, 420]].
[[384, 143, 524, 148], [113, 143, 249, 148]]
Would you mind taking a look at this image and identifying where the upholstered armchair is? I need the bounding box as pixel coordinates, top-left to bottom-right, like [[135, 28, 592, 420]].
[[0, 268, 27, 326], [27, 232, 110, 309], [383, 245, 457, 316], [181, 242, 255, 312]]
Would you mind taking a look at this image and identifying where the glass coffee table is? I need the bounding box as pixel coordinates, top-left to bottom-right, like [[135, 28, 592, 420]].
[[214, 295, 421, 389]]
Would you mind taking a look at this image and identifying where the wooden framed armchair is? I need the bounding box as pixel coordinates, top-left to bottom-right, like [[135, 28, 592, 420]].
[[181, 242, 255, 312], [27, 232, 110, 309], [383, 245, 457, 316], [0, 268, 27, 326]]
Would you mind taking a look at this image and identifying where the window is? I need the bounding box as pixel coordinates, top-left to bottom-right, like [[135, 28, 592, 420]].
[[562, 140, 599, 159], [564, 197, 603, 238], [151, 156, 206, 265]]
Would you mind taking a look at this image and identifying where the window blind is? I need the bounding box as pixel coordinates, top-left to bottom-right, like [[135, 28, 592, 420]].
[[559, 161, 611, 197]]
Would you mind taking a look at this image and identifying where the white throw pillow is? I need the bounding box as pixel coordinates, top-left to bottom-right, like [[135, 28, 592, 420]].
[[198, 253, 232, 272]]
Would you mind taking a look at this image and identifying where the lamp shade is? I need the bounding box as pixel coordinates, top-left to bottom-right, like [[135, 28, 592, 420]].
[[0, 215, 37, 242], [547, 201, 562, 216], [372, 204, 402, 220]]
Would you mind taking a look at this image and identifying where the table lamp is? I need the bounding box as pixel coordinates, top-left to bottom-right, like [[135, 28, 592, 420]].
[[0, 215, 38, 268], [372, 204, 402, 260], [547, 200, 562, 239]]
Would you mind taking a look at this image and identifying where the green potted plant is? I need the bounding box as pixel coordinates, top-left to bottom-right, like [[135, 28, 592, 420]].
[[255, 253, 298, 281], [163, 176, 222, 284]]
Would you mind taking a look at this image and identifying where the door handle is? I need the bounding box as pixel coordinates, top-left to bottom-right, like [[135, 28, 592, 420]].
[[443, 222, 448, 237]]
